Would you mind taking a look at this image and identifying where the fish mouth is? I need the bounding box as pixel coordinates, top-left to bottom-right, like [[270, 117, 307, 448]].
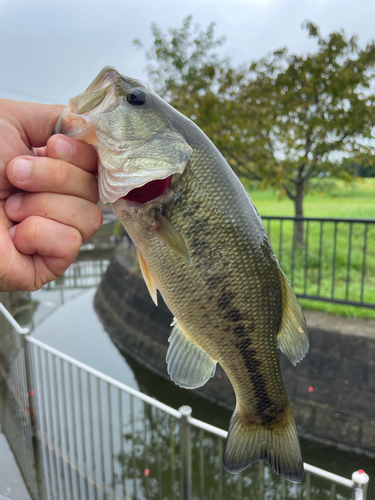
[[122, 176, 173, 206], [54, 66, 120, 139]]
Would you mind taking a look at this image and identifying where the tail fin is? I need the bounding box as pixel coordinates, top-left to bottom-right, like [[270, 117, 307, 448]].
[[223, 405, 304, 483]]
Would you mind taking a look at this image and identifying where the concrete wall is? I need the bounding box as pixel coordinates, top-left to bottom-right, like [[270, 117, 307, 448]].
[[282, 313, 375, 456]]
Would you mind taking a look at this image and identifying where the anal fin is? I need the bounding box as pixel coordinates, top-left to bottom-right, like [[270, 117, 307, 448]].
[[277, 270, 309, 366], [166, 318, 216, 389], [136, 248, 158, 306]]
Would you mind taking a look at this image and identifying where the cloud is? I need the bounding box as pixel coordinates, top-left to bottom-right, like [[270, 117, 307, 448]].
[[1, 0, 374, 103]]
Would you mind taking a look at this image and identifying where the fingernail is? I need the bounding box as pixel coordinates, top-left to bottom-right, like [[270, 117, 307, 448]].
[[7, 193, 23, 214], [9, 225, 16, 240], [12, 159, 31, 181], [56, 137, 73, 159]]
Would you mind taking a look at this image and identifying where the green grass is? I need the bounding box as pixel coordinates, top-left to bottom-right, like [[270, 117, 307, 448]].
[[247, 178, 375, 218], [244, 178, 375, 319]]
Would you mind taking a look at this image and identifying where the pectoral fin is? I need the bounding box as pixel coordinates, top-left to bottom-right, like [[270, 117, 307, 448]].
[[152, 212, 192, 265], [166, 318, 217, 389], [277, 270, 309, 366], [136, 248, 158, 306]]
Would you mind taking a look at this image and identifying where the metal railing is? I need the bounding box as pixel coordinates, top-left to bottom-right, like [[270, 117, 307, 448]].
[[0, 303, 370, 500], [262, 216, 375, 309], [43, 259, 110, 291]]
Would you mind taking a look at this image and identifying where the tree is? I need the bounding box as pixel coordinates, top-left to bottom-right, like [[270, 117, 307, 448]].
[[135, 18, 375, 245], [242, 22, 375, 244], [134, 15, 244, 155]]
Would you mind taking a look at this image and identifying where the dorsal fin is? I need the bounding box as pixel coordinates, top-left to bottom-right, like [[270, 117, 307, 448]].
[[277, 270, 309, 366], [136, 248, 158, 306], [166, 318, 217, 389]]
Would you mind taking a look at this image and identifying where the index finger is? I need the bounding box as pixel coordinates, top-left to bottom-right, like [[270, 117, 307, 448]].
[[46, 134, 98, 173]]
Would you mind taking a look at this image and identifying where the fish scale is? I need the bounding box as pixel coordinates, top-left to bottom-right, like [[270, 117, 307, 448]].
[[55, 66, 309, 482]]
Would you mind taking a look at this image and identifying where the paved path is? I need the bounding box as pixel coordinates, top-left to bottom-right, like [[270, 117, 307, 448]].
[[304, 309, 375, 338], [0, 433, 31, 500]]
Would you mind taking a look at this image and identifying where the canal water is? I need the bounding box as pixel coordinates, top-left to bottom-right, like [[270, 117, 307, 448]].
[[3, 224, 375, 499]]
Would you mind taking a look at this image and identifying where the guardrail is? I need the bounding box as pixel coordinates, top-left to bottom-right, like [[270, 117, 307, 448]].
[[0, 302, 370, 500], [43, 258, 110, 291], [262, 216, 375, 309]]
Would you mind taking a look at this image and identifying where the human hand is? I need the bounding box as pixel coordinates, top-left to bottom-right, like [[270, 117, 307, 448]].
[[0, 99, 103, 291]]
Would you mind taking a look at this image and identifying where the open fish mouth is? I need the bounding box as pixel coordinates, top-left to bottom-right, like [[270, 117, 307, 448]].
[[121, 175, 173, 206], [54, 66, 119, 142], [54, 66, 192, 205]]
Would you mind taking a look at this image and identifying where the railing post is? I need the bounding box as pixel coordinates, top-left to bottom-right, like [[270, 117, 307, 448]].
[[179, 406, 192, 500], [20, 330, 45, 500], [352, 470, 369, 500]]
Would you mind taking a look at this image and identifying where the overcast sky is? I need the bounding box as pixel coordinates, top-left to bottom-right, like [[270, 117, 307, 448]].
[[1, 0, 375, 104]]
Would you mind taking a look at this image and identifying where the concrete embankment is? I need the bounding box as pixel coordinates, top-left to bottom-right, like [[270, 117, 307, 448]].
[[94, 243, 375, 458], [285, 309, 375, 456]]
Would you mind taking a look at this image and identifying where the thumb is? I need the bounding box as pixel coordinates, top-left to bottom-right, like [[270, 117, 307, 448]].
[[2, 99, 64, 148]]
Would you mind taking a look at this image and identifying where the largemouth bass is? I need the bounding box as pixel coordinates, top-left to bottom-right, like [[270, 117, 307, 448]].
[[55, 66, 309, 482]]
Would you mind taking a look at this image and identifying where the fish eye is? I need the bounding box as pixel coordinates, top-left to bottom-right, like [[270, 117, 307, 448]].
[[127, 89, 147, 106]]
